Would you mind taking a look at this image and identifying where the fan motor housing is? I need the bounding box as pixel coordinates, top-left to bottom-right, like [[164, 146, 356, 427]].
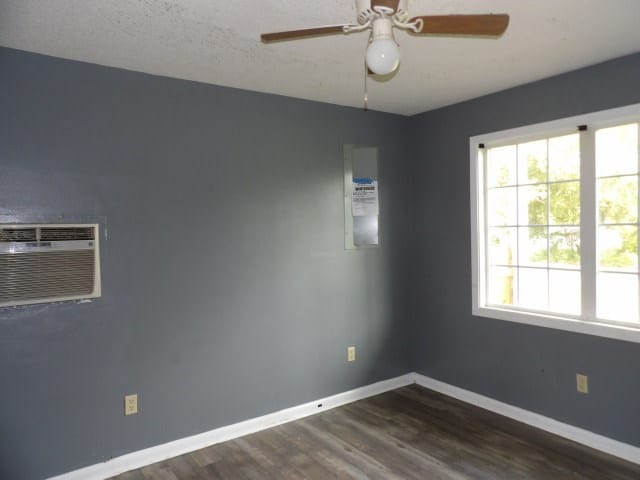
[[357, 0, 409, 25]]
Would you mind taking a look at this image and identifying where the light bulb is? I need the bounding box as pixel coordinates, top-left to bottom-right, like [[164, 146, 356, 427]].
[[366, 38, 400, 75]]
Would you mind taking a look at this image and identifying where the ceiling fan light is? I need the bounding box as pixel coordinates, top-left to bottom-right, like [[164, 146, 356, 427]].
[[366, 38, 400, 75]]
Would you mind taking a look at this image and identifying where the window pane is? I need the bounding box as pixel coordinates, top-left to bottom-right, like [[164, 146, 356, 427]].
[[488, 266, 516, 306], [518, 268, 548, 310], [596, 123, 638, 177], [597, 273, 639, 323], [549, 270, 581, 315], [549, 134, 580, 181], [479, 115, 640, 329], [550, 181, 580, 225], [488, 187, 517, 226], [549, 227, 580, 269], [597, 176, 638, 224], [598, 225, 638, 272], [488, 228, 517, 266], [518, 140, 547, 184], [487, 145, 517, 187], [518, 227, 547, 266], [518, 185, 547, 225]]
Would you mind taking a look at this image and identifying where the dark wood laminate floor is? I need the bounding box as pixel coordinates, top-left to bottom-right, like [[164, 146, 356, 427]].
[[110, 385, 640, 480]]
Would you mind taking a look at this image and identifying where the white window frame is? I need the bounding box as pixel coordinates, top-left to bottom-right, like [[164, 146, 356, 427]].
[[471, 103, 640, 343]]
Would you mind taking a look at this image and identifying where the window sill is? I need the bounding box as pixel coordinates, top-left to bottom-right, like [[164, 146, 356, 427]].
[[473, 306, 640, 344]]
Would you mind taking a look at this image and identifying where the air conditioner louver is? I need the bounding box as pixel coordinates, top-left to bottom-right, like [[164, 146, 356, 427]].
[[0, 224, 101, 307], [40, 227, 95, 241], [0, 228, 37, 243]]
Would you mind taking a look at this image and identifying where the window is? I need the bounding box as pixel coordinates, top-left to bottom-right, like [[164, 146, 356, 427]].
[[471, 104, 640, 342]]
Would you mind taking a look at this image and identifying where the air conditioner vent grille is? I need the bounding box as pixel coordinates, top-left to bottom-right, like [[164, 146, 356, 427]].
[[0, 228, 37, 243], [0, 223, 101, 307], [0, 250, 95, 304], [40, 227, 95, 241]]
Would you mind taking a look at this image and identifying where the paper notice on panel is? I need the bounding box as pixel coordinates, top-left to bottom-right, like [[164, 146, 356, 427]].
[[352, 178, 379, 216]]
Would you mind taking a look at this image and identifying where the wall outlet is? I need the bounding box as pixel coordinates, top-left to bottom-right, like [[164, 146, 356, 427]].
[[124, 394, 138, 415], [576, 374, 589, 394], [347, 346, 356, 362]]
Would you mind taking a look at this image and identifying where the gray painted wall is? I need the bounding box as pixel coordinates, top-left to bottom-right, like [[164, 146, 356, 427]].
[[408, 53, 640, 447], [0, 47, 412, 479], [4, 44, 640, 479]]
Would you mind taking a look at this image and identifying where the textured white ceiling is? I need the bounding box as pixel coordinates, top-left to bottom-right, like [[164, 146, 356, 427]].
[[1, 0, 639, 115]]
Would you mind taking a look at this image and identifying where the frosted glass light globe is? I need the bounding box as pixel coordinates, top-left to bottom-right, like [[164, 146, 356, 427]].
[[366, 39, 400, 75]]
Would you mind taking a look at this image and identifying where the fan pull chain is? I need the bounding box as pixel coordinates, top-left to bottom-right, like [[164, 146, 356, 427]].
[[363, 31, 372, 112], [363, 60, 369, 111]]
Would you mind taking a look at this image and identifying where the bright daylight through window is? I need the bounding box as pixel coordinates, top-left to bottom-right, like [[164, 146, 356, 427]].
[[471, 104, 640, 342]]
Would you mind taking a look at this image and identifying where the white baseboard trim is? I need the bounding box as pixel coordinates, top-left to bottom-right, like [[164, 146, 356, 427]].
[[413, 373, 640, 466], [48, 373, 415, 480], [48, 372, 640, 479]]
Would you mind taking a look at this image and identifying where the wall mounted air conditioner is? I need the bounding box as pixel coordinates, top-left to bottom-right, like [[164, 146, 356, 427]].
[[0, 224, 101, 307]]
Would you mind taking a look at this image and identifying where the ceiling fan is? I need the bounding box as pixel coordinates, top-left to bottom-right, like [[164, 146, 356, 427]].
[[261, 0, 509, 76]]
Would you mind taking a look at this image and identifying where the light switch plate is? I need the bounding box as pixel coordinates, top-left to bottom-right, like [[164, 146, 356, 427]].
[[348, 346, 356, 362], [576, 374, 589, 394]]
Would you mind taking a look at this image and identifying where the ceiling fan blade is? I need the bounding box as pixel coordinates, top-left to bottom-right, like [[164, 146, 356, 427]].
[[261, 25, 348, 43], [371, 0, 400, 13], [409, 14, 509, 36]]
